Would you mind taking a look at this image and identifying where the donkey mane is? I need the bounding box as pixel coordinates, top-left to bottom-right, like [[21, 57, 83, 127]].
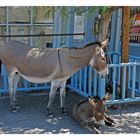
[[84, 42, 101, 48], [62, 42, 101, 50], [93, 96, 101, 100]]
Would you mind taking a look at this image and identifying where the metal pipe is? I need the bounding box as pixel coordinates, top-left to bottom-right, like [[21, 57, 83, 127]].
[[0, 32, 85, 38]]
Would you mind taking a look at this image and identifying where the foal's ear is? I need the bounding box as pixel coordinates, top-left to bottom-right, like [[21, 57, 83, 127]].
[[101, 39, 108, 49], [88, 98, 95, 106], [103, 92, 111, 101]]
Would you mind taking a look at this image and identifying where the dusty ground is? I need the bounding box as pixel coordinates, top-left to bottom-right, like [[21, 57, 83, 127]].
[[0, 91, 140, 134]]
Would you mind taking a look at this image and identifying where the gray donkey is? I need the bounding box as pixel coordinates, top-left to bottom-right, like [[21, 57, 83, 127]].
[[0, 39, 108, 116]]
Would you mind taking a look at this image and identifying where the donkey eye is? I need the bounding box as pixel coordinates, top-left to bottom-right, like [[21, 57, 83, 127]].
[[96, 47, 101, 54]]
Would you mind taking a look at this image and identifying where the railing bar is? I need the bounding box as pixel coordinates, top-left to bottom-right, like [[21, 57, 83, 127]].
[[93, 70, 97, 97], [138, 66, 140, 93], [88, 66, 92, 96], [83, 67, 87, 95], [35, 83, 38, 87], [122, 66, 126, 100], [98, 78, 105, 99], [118, 66, 121, 85], [132, 65, 136, 98], [128, 65, 131, 89], [75, 72, 78, 89], [24, 80, 28, 88], [79, 69, 82, 92], [70, 75, 74, 88], [3, 66, 8, 90], [112, 67, 116, 100]]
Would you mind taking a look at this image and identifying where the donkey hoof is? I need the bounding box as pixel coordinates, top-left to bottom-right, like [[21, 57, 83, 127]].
[[11, 104, 20, 113], [61, 107, 68, 115], [47, 108, 54, 118], [15, 104, 20, 110], [47, 113, 54, 118], [12, 108, 18, 113]]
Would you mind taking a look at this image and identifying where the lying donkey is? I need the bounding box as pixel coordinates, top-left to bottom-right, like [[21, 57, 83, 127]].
[[72, 94, 115, 134]]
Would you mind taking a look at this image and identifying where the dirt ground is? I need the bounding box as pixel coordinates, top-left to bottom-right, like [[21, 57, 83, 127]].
[[0, 91, 140, 134]]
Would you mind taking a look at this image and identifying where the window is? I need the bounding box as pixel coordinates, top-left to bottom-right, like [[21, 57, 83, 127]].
[[8, 7, 30, 23], [33, 7, 54, 24], [0, 7, 6, 24], [0, 6, 54, 47], [33, 26, 53, 48], [10, 26, 30, 44], [73, 7, 85, 41], [60, 7, 67, 45], [0, 7, 6, 45]]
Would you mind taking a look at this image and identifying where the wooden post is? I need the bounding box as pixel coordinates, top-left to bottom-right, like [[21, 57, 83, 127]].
[[120, 6, 130, 97], [121, 6, 130, 63]]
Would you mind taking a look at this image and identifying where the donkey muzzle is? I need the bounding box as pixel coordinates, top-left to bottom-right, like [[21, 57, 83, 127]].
[[99, 67, 109, 78]]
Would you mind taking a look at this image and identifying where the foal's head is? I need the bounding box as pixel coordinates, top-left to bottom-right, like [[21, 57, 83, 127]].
[[88, 94, 110, 125], [89, 39, 109, 77]]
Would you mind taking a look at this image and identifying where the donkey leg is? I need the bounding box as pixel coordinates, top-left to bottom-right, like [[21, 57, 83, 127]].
[[82, 121, 101, 134], [59, 80, 68, 114], [47, 81, 59, 116], [104, 113, 116, 126], [13, 73, 20, 109], [8, 73, 17, 111]]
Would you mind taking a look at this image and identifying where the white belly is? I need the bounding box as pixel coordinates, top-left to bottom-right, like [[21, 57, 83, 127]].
[[13, 68, 68, 83], [20, 74, 53, 83]]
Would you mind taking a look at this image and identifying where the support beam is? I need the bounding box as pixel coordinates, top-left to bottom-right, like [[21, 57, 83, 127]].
[[120, 6, 130, 97], [121, 6, 130, 63]]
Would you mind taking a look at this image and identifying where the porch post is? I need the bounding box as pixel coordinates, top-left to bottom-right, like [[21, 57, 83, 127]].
[[121, 6, 130, 64], [120, 6, 130, 97]]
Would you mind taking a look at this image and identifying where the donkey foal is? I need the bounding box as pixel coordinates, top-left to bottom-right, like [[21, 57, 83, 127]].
[[72, 94, 116, 134]]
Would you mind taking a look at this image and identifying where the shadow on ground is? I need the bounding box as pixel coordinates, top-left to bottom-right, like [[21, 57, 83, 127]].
[[0, 91, 140, 134]]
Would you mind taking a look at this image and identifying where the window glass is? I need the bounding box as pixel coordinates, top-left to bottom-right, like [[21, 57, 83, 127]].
[[0, 26, 6, 45], [0, 6, 54, 47], [0, 7, 6, 24], [33, 7, 54, 24], [10, 26, 30, 44], [32, 26, 53, 48], [73, 7, 85, 41], [8, 7, 30, 23], [60, 7, 67, 45]]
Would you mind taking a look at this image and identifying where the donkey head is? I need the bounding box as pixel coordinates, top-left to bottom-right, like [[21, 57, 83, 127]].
[[89, 39, 109, 77], [88, 94, 110, 125]]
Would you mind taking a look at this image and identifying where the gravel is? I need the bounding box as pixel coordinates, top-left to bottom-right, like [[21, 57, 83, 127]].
[[0, 91, 140, 134]]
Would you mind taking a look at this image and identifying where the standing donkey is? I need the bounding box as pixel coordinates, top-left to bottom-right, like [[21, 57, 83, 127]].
[[0, 39, 108, 116]]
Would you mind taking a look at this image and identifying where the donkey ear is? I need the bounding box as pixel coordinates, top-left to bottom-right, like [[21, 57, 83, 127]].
[[88, 98, 95, 105], [101, 39, 108, 49], [103, 92, 111, 101]]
